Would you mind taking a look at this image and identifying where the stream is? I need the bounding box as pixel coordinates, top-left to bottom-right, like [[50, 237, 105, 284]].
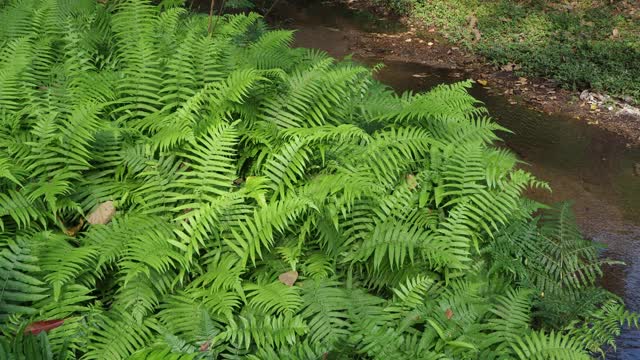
[[278, 1, 640, 357]]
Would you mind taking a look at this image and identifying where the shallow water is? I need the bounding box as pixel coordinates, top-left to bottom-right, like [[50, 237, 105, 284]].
[[283, 1, 640, 357]]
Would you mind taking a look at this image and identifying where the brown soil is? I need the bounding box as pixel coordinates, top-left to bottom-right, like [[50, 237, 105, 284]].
[[277, 0, 640, 147]]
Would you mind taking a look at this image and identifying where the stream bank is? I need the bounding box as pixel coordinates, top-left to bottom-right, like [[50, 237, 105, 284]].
[[275, 1, 640, 357], [273, 0, 640, 148]]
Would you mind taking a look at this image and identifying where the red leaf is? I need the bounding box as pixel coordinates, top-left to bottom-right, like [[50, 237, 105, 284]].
[[445, 308, 454, 320], [25, 319, 65, 335]]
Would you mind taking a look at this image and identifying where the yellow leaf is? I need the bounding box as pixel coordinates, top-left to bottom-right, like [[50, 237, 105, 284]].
[[477, 79, 488, 86]]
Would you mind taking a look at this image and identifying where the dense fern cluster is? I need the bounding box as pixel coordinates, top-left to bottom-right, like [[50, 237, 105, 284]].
[[0, 1, 637, 359]]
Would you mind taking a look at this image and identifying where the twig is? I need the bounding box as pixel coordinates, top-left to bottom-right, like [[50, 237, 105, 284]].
[[263, 0, 281, 19], [207, 0, 215, 35], [210, 0, 226, 35]]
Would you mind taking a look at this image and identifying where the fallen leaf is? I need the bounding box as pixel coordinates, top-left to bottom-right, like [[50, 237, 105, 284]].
[[86, 201, 116, 225], [427, 41, 434, 46], [445, 308, 454, 320], [590, 103, 598, 111], [200, 340, 211, 352], [406, 174, 418, 190], [63, 218, 84, 237], [501, 63, 515, 71], [477, 79, 488, 86], [278, 271, 299, 287], [25, 319, 65, 335], [612, 28, 620, 38], [405, 38, 412, 42]]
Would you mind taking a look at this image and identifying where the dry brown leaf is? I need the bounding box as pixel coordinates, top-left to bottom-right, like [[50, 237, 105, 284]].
[[501, 62, 521, 72], [86, 201, 116, 225], [278, 271, 299, 287], [63, 218, 84, 237], [612, 28, 620, 38]]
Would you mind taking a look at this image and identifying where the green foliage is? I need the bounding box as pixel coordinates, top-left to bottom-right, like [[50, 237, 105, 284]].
[[0, 0, 635, 359], [408, 0, 640, 101]]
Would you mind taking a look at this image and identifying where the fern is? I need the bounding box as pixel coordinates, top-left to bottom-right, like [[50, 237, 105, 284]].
[[0, 238, 48, 323], [511, 330, 590, 360], [0, 0, 635, 358]]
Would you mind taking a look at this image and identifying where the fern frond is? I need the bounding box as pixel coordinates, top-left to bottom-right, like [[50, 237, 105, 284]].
[[480, 288, 533, 353], [299, 279, 350, 346], [217, 312, 308, 351], [0, 238, 48, 323], [244, 281, 303, 316], [511, 330, 590, 360], [84, 309, 161, 360]]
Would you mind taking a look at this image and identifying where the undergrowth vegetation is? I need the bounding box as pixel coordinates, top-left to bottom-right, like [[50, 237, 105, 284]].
[[0, 0, 638, 359], [391, 0, 640, 102]]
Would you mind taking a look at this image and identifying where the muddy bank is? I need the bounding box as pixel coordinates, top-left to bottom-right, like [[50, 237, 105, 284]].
[[273, 0, 640, 147]]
